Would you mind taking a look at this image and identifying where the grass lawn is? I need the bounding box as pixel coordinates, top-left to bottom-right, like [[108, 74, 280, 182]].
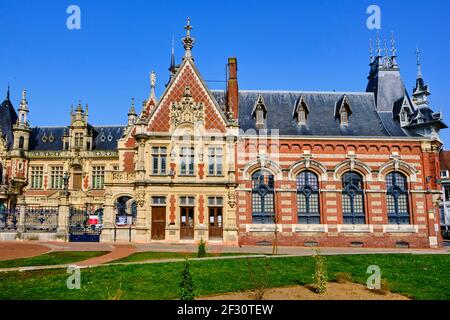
[[0, 254, 448, 300], [113, 251, 254, 263], [0, 251, 109, 269]]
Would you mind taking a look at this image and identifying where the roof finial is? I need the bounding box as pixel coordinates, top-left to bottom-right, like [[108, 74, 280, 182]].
[[6, 84, 10, 100], [375, 31, 382, 57], [416, 45, 422, 79], [369, 38, 374, 62], [129, 97, 136, 115], [170, 35, 175, 72], [150, 71, 157, 100], [390, 31, 397, 56], [182, 17, 195, 59], [383, 39, 389, 57]]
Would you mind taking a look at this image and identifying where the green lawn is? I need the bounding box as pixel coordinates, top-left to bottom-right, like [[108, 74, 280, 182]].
[[113, 251, 253, 263], [0, 251, 109, 269], [0, 254, 448, 300]]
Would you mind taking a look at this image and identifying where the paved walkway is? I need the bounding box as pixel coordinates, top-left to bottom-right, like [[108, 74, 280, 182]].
[[0, 242, 50, 261], [74, 244, 136, 267]]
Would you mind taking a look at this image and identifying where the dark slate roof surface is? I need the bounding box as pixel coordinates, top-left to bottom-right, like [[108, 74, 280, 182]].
[[0, 98, 18, 148], [212, 90, 408, 137], [29, 126, 125, 151]]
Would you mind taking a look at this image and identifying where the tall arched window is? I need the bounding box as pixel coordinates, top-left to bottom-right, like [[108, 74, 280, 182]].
[[297, 171, 320, 224], [342, 172, 365, 224], [252, 170, 275, 224], [386, 172, 410, 225]]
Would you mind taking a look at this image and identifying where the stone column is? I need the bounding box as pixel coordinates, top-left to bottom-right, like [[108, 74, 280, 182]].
[[57, 197, 70, 241], [101, 192, 115, 242], [17, 197, 26, 235]]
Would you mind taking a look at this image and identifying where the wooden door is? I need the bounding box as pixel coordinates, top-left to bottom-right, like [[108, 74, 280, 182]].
[[180, 207, 194, 239], [209, 207, 223, 239], [73, 173, 82, 190], [152, 207, 166, 240]]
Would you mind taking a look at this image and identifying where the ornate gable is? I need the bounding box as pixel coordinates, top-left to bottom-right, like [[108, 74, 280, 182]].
[[147, 60, 227, 133]]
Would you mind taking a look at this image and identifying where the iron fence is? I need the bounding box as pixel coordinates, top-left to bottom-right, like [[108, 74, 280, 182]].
[[24, 207, 58, 233], [0, 209, 18, 232]]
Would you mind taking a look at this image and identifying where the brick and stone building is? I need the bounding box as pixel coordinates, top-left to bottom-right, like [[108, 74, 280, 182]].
[[0, 21, 446, 248]]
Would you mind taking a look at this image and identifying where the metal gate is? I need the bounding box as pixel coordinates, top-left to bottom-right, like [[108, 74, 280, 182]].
[[0, 209, 18, 232], [69, 206, 103, 242]]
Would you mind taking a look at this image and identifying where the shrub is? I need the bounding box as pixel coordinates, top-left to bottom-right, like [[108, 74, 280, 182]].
[[178, 259, 197, 300], [335, 272, 352, 284], [246, 257, 272, 300], [373, 279, 390, 295], [197, 239, 206, 258], [312, 249, 328, 294]]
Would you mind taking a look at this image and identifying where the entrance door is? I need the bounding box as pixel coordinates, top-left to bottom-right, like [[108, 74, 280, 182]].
[[180, 207, 194, 239], [73, 172, 82, 190], [209, 207, 223, 239], [152, 207, 166, 240]]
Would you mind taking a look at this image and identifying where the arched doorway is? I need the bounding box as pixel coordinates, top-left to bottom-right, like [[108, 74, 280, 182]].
[[114, 196, 137, 226]]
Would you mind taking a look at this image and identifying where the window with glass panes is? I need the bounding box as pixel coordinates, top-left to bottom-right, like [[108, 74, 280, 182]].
[[152, 147, 167, 175], [50, 166, 64, 189], [92, 166, 105, 189], [74, 132, 83, 148], [30, 166, 44, 189], [386, 172, 410, 224], [208, 147, 223, 175], [180, 147, 195, 175], [297, 171, 320, 224], [342, 172, 366, 224], [252, 170, 275, 224]]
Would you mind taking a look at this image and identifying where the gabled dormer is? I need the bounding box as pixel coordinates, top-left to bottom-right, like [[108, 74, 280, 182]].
[[393, 94, 414, 127], [335, 95, 352, 126], [252, 95, 267, 129], [293, 95, 309, 125]]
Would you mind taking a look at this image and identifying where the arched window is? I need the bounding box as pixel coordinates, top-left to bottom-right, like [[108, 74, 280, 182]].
[[297, 171, 320, 224], [252, 170, 275, 224], [386, 172, 410, 224], [342, 172, 365, 224], [114, 196, 137, 226], [19, 136, 24, 149]]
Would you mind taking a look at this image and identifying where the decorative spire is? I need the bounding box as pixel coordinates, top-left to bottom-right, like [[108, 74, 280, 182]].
[[170, 35, 176, 73], [76, 100, 83, 112], [6, 84, 10, 101], [416, 46, 422, 79], [19, 88, 28, 111], [390, 31, 397, 57], [128, 98, 136, 115], [369, 38, 374, 62], [150, 71, 157, 100], [376, 31, 382, 57], [182, 18, 195, 59], [383, 39, 389, 57]]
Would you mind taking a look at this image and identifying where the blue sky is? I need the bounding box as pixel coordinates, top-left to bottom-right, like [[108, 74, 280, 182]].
[[2, 0, 450, 144]]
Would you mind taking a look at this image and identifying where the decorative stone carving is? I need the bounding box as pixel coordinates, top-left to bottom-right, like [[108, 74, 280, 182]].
[[136, 192, 145, 207], [170, 86, 204, 128], [227, 188, 236, 208]]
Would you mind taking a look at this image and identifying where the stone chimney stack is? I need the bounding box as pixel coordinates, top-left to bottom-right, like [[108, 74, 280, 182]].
[[227, 57, 239, 122]]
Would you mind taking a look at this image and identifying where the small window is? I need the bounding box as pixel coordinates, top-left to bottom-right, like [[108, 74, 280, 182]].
[[441, 170, 449, 179], [30, 166, 44, 189], [152, 147, 167, 175], [50, 166, 64, 189], [208, 197, 223, 207], [340, 109, 348, 126], [180, 147, 195, 175], [74, 133, 84, 148], [92, 166, 105, 189], [152, 196, 167, 205], [180, 196, 195, 206], [208, 147, 223, 176]]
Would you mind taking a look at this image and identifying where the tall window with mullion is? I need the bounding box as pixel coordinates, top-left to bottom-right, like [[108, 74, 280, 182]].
[[252, 170, 275, 224], [50, 166, 64, 189], [152, 146, 167, 175], [92, 166, 105, 189], [297, 171, 320, 224], [342, 172, 366, 224], [208, 147, 223, 176], [386, 172, 410, 224], [180, 147, 195, 175], [30, 166, 44, 189]]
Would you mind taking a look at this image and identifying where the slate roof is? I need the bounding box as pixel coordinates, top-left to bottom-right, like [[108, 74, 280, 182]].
[[0, 97, 18, 148], [212, 90, 412, 137], [29, 126, 125, 151]]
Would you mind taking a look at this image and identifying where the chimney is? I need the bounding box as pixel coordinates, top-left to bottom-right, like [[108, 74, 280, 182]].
[[227, 57, 239, 121]]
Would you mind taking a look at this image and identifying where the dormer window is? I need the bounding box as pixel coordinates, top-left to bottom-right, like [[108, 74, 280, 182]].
[[293, 96, 309, 125], [252, 95, 267, 129], [335, 95, 352, 126], [75, 132, 84, 148], [400, 110, 409, 127]]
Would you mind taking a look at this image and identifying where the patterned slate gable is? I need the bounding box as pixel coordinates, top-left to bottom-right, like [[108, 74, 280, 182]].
[[147, 61, 227, 133]]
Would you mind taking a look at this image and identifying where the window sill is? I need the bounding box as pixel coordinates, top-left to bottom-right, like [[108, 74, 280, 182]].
[[292, 224, 328, 233], [178, 174, 196, 177], [383, 225, 419, 233], [337, 225, 373, 233], [246, 224, 282, 233], [206, 175, 225, 178]]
